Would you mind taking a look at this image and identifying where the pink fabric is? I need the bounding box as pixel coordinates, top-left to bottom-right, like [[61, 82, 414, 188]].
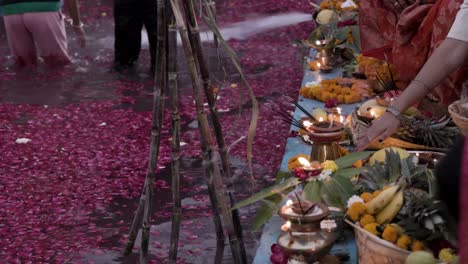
[[3, 12, 71, 66], [460, 139, 468, 262]]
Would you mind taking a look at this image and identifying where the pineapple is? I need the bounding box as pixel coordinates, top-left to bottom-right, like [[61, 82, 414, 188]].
[[396, 190, 454, 242], [357, 149, 435, 195], [392, 116, 460, 149]]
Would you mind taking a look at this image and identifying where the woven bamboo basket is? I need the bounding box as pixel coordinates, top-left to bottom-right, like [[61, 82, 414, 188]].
[[448, 100, 468, 135], [349, 110, 447, 152], [345, 220, 410, 264]]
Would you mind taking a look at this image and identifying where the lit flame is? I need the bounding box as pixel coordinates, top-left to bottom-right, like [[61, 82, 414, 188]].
[[286, 199, 293, 207], [317, 62, 321, 68], [337, 107, 342, 115], [281, 221, 291, 232], [303, 120, 313, 128], [315, 40, 321, 46], [318, 117, 324, 122], [298, 157, 311, 168], [433, 159, 438, 164]]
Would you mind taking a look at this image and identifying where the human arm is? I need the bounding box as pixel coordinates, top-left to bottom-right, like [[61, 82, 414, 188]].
[[64, 0, 86, 47], [356, 37, 468, 149]]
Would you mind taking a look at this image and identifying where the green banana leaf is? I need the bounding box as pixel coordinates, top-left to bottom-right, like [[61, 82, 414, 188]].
[[334, 151, 374, 169], [334, 167, 366, 179], [251, 194, 283, 230], [303, 181, 322, 202], [275, 171, 291, 183], [321, 176, 354, 209], [231, 177, 299, 210]]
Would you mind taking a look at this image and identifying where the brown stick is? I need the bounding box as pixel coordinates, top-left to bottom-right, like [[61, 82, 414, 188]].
[[123, 0, 168, 257], [167, 11, 182, 263], [169, 1, 242, 263], [182, 1, 247, 262], [140, 0, 168, 262]]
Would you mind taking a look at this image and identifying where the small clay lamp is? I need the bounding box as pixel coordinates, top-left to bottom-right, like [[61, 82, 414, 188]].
[[297, 158, 323, 178], [290, 200, 317, 215]]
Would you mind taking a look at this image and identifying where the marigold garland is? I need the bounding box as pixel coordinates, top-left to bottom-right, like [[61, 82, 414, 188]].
[[299, 78, 373, 104]]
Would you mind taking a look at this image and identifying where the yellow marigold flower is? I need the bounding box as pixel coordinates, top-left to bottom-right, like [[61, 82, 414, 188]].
[[438, 248, 455, 263], [396, 235, 412, 250], [382, 225, 399, 243], [360, 192, 373, 203], [372, 190, 382, 199], [346, 202, 366, 221], [411, 240, 425, 252], [321, 160, 338, 172], [363, 223, 380, 236], [359, 214, 375, 227]]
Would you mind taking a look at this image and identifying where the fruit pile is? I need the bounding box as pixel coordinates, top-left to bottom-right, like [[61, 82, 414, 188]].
[[346, 185, 424, 251], [299, 78, 373, 104], [346, 148, 458, 261]]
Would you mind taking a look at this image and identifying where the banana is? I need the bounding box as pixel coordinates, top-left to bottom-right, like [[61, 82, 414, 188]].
[[365, 185, 401, 214], [376, 190, 404, 224]]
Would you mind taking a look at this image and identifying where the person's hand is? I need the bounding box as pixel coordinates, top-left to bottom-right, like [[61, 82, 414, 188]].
[[381, 0, 416, 14], [72, 23, 86, 48], [356, 112, 401, 151]]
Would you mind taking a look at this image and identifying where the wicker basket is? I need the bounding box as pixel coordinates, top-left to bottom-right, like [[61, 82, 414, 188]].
[[349, 110, 447, 151], [345, 220, 410, 264], [448, 100, 468, 135]]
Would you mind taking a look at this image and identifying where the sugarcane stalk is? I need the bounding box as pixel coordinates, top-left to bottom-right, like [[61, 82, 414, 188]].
[[183, 1, 246, 262], [140, 0, 168, 262], [167, 13, 182, 264], [208, 1, 218, 50], [123, 0, 168, 257], [169, 1, 242, 263], [201, 0, 260, 189], [123, 186, 146, 255]]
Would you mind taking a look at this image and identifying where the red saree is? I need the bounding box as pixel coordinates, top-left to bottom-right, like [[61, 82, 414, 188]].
[[359, 0, 468, 104]]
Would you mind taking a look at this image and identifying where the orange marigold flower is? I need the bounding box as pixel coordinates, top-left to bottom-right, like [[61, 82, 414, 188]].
[[346, 202, 366, 222], [396, 235, 412, 250], [360, 192, 373, 203], [411, 240, 425, 252], [359, 214, 376, 227], [382, 225, 399, 243]]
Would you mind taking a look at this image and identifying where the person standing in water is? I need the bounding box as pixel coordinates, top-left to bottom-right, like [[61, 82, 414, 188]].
[[0, 0, 86, 67]]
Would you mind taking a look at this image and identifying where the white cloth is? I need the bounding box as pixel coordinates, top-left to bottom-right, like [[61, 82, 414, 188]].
[[448, 0, 468, 42]]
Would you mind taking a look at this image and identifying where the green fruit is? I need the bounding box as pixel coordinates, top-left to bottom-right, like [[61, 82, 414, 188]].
[[369, 147, 410, 166], [405, 251, 436, 264], [316, 10, 339, 25]]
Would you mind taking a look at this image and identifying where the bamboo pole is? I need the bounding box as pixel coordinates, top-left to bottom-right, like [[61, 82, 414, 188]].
[[167, 11, 182, 264], [140, 0, 168, 262], [123, 0, 168, 257], [169, 0, 242, 263], [183, 1, 247, 262]]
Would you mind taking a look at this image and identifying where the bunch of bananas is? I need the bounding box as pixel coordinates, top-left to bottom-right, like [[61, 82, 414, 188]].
[[365, 184, 404, 225]]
